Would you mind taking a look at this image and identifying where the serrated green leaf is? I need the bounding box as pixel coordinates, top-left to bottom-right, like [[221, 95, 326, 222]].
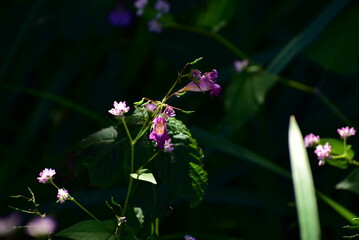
[[225, 71, 277, 131], [55, 220, 116, 240], [130, 169, 157, 185], [288, 116, 320, 240], [336, 168, 359, 194]]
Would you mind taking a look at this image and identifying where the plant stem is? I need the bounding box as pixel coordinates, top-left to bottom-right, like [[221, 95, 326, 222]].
[[123, 143, 135, 215]]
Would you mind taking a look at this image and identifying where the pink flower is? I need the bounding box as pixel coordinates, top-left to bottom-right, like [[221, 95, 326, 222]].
[[164, 106, 176, 118], [234, 59, 249, 73], [26, 217, 56, 238], [37, 168, 56, 184], [149, 117, 170, 149], [304, 133, 320, 148], [314, 142, 332, 164], [57, 188, 70, 204], [164, 139, 174, 152], [108, 101, 130, 116], [337, 126, 356, 138], [178, 69, 221, 97]]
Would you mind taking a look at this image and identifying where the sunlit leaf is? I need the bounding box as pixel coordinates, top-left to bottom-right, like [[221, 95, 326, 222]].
[[130, 169, 157, 185]]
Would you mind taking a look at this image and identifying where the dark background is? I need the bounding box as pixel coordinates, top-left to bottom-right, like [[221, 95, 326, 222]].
[[1, 0, 359, 239]]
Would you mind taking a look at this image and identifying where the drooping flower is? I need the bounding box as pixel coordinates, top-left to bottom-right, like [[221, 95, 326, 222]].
[[304, 133, 320, 148], [337, 126, 356, 138], [164, 139, 174, 152], [164, 106, 176, 118], [148, 19, 162, 33], [37, 168, 56, 184], [108, 101, 130, 116], [26, 217, 56, 238], [57, 188, 70, 204], [149, 116, 170, 149], [178, 69, 221, 97], [234, 59, 249, 73], [314, 142, 332, 166], [134, 0, 148, 16], [184, 235, 196, 240]]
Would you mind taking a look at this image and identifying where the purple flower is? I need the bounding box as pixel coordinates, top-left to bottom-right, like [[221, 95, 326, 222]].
[[164, 139, 174, 152], [148, 19, 162, 33], [314, 142, 331, 165], [145, 102, 158, 112], [154, 0, 170, 17], [26, 217, 56, 238], [0, 212, 21, 237], [304, 133, 320, 148], [134, 0, 148, 16], [149, 116, 170, 149], [337, 126, 356, 138], [108, 8, 133, 27], [37, 168, 56, 184], [164, 106, 176, 118], [234, 59, 249, 73], [178, 69, 221, 97], [184, 235, 196, 240], [109, 101, 130, 116], [57, 188, 70, 204]]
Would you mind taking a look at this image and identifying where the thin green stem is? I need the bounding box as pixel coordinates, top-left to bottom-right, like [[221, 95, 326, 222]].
[[170, 22, 248, 60], [137, 151, 161, 172], [121, 117, 133, 143], [122, 143, 135, 215]]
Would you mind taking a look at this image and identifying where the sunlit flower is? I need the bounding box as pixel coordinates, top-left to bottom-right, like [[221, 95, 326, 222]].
[[148, 19, 162, 33], [37, 168, 56, 184], [134, 0, 148, 16], [149, 116, 170, 149], [234, 59, 248, 73], [57, 188, 70, 204], [108, 101, 130, 116], [304, 133, 320, 148], [164, 106, 176, 118], [26, 217, 56, 238], [314, 142, 331, 165], [337, 126, 356, 138], [178, 69, 221, 97], [164, 139, 174, 152], [184, 235, 196, 240]]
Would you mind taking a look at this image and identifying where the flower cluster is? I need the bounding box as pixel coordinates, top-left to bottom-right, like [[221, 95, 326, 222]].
[[57, 188, 70, 204], [337, 126, 356, 139], [314, 143, 332, 166], [37, 168, 56, 184], [178, 69, 221, 97], [134, 0, 170, 33], [304, 133, 320, 148], [108, 101, 130, 116]]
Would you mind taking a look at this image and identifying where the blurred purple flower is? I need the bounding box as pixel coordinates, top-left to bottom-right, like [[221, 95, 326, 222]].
[[0, 212, 21, 237], [184, 235, 196, 240], [234, 59, 248, 73], [148, 19, 162, 33], [155, 0, 170, 18], [164, 138, 174, 152], [26, 217, 56, 238], [108, 8, 133, 27], [134, 0, 148, 16], [145, 102, 158, 112]]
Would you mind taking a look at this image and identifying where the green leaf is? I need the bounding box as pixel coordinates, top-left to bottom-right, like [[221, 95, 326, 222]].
[[319, 138, 353, 169], [225, 71, 277, 131], [336, 168, 359, 194], [288, 116, 320, 240], [306, 4, 359, 74], [55, 220, 116, 240], [130, 169, 157, 185], [77, 126, 126, 188]]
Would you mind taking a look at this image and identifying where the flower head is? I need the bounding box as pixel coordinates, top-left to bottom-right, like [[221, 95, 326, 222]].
[[184, 235, 196, 240], [57, 188, 70, 204], [148, 19, 162, 33], [26, 217, 56, 238], [304, 133, 320, 148], [108, 101, 130, 116], [178, 69, 221, 97], [134, 0, 148, 16], [164, 106, 176, 118], [337, 126, 356, 138], [37, 168, 56, 184], [149, 116, 170, 149], [145, 102, 158, 112], [314, 142, 332, 165], [234, 59, 249, 73]]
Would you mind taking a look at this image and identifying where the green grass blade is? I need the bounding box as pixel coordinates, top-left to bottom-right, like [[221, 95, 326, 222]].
[[289, 116, 320, 240]]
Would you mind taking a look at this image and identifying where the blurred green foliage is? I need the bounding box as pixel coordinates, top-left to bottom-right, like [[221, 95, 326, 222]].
[[1, 0, 359, 239]]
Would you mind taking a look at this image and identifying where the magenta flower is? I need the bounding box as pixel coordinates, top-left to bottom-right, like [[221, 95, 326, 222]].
[[164, 106, 176, 118], [337, 126, 356, 138], [26, 217, 56, 238], [149, 116, 170, 149], [57, 188, 70, 204], [37, 168, 56, 184], [304, 133, 320, 148], [314, 142, 332, 166], [108, 101, 130, 116], [234, 59, 249, 73], [178, 69, 221, 97]]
